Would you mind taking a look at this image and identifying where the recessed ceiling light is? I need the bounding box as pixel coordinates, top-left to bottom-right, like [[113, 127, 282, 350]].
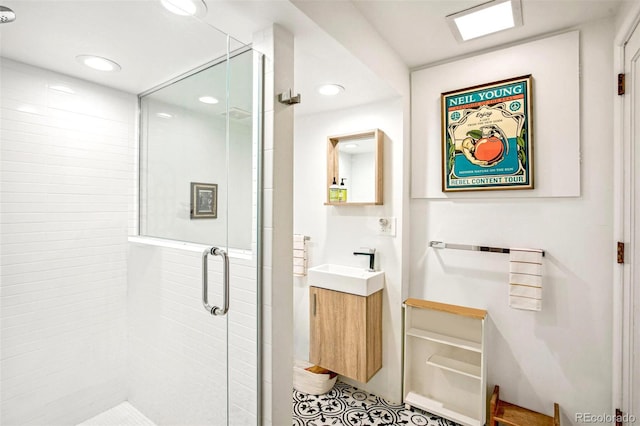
[[447, 0, 522, 42], [160, 0, 207, 17], [198, 96, 219, 104], [76, 55, 121, 72], [49, 85, 75, 94], [156, 112, 173, 119], [343, 143, 359, 149], [317, 84, 345, 96]]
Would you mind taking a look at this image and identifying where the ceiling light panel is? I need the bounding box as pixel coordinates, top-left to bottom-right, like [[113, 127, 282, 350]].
[[447, 0, 522, 42]]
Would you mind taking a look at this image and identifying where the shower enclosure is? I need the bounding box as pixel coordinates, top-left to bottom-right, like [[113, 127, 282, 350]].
[[0, 2, 263, 425], [132, 46, 263, 426]]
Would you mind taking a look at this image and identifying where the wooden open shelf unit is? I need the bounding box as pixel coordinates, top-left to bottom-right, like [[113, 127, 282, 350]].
[[403, 298, 487, 426]]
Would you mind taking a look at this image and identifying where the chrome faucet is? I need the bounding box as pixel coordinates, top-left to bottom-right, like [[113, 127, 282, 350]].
[[353, 248, 376, 272]]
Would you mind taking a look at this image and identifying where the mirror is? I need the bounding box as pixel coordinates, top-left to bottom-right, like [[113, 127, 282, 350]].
[[326, 129, 384, 205]]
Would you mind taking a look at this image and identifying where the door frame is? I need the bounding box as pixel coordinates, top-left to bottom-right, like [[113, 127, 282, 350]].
[[613, 2, 640, 421]]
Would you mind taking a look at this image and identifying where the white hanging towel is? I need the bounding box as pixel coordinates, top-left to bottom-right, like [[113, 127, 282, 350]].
[[293, 234, 309, 276], [509, 248, 543, 311]]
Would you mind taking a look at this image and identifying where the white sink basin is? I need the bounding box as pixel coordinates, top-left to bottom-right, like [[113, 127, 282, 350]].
[[307, 264, 384, 296]]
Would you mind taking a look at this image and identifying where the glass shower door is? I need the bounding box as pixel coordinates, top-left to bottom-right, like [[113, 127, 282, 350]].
[[137, 44, 260, 425]]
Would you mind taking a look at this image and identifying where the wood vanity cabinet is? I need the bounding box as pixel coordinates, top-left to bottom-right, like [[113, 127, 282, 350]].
[[309, 286, 382, 382]]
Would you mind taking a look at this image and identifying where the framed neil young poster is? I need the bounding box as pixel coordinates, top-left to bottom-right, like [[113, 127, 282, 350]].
[[441, 75, 533, 192]]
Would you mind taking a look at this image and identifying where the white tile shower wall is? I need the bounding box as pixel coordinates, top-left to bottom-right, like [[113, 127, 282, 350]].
[[127, 243, 258, 426], [0, 59, 135, 425], [252, 24, 294, 426], [227, 257, 259, 426]]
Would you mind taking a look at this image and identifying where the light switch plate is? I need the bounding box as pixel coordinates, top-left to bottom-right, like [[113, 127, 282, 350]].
[[378, 217, 396, 237]]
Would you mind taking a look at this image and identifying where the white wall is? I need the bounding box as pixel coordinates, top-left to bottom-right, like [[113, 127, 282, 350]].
[[0, 59, 135, 425], [412, 31, 581, 199], [293, 98, 404, 402], [410, 19, 615, 424]]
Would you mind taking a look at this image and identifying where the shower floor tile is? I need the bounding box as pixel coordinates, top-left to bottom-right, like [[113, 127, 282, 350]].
[[77, 402, 156, 426], [293, 381, 460, 426]]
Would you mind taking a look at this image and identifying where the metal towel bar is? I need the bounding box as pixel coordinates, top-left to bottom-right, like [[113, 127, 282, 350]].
[[429, 241, 545, 257]]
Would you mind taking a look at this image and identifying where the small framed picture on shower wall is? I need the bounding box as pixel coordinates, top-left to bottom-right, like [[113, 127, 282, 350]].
[[190, 182, 217, 219]]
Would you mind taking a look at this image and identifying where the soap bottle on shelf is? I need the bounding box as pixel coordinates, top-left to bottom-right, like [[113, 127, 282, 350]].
[[329, 177, 340, 202], [339, 178, 347, 202]]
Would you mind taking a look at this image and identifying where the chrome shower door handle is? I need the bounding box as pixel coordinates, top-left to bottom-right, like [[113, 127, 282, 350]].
[[202, 246, 230, 316]]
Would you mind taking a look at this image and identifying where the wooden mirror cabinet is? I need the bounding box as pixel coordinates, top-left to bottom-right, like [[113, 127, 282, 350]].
[[326, 129, 384, 205]]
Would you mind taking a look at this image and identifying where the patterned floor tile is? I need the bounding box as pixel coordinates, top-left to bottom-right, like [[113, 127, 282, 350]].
[[293, 381, 460, 426]]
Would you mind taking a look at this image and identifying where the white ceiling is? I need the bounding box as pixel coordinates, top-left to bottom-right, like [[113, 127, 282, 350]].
[[0, 0, 626, 117], [0, 0, 235, 93], [350, 0, 623, 69]]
